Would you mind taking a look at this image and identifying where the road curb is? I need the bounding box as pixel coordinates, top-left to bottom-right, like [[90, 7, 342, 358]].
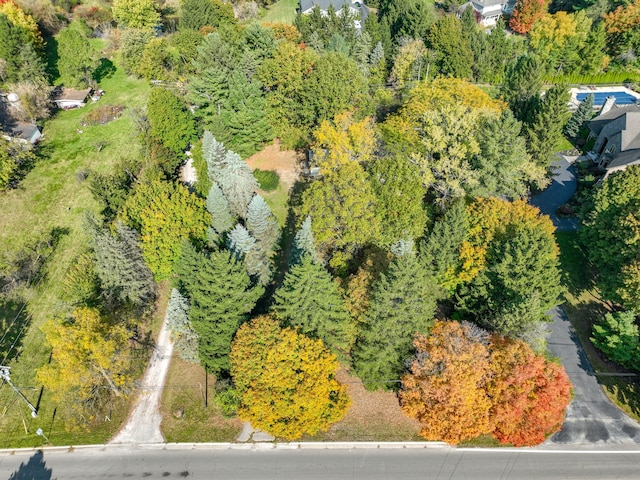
[[0, 441, 450, 455]]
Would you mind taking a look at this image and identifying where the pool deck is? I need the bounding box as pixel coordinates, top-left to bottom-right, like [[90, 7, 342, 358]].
[[569, 85, 640, 109]]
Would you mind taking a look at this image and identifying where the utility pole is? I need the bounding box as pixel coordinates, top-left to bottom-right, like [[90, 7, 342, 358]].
[[0, 366, 38, 418]]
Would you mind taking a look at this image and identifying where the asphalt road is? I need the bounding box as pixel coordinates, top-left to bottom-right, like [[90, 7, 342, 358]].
[[545, 306, 640, 446], [529, 155, 580, 231], [2, 446, 640, 480]]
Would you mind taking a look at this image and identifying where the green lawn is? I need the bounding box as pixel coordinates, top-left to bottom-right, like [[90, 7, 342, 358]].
[[0, 68, 151, 447], [260, 0, 298, 24]]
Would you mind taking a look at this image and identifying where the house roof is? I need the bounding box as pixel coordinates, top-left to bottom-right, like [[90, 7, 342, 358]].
[[10, 122, 40, 141], [605, 149, 640, 170], [54, 88, 92, 102], [589, 104, 640, 136], [300, 0, 354, 12]]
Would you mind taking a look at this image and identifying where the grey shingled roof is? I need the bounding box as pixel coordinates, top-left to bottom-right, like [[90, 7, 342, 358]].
[[300, 0, 353, 12], [589, 104, 640, 136], [606, 149, 640, 170]]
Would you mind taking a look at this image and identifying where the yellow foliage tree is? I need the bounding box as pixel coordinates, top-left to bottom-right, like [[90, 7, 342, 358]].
[[312, 112, 377, 172], [0, 1, 43, 48], [400, 320, 493, 444], [230, 316, 350, 440], [457, 197, 556, 283], [36, 308, 135, 426]]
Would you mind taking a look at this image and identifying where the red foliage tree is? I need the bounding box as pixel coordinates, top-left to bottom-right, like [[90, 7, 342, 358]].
[[487, 336, 572, 446], [509, 0, 550, 34]]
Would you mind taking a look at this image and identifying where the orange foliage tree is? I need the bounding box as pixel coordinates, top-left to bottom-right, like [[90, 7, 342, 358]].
[[399, 321, 493, 444], [509, 0, 551, 34], [230, 316, 350, 440], [487, 336, 572, 446]]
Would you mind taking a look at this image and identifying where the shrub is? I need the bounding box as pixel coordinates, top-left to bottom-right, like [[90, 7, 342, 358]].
[[253, 168, 279, 191]]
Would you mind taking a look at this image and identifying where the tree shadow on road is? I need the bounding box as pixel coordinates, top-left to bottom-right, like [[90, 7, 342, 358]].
[[8, 450, 55, 480]]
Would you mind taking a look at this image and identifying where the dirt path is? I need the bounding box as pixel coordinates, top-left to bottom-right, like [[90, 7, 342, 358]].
[[110, 318, 173, 444]]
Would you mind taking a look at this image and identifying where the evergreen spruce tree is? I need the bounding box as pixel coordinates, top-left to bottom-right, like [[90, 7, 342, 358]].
[[525, 85, 571, 168], [420, 200, 469, 294], [181, 248, 263, 375], [227, 223, 271, 284], [564, 93, 594, 138], [246, 194, 280, 254], [290, 215, 319, 265], [90, 221, 157, 307], [353, 253, 439, 391], [202, 130, 227, 182], [273, 255, 350, 357], [501, 54, 544, 123], [206, 182, 235, 236], [352, 31, 372, 76], [217, 151, 258, 217], [166, 288, 199, 363]]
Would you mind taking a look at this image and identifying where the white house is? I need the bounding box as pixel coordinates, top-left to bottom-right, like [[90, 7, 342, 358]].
[[458, 0, 517, 26], [299, 0, 368, 27], [53, 88, 92, 109]]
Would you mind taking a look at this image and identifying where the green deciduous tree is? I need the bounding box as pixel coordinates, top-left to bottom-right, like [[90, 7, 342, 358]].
[[112, 0, 160, 29], [273, 255, 351, 357], [592, 311, 640, 371], [179, 245, 263, 376], [370, 154, 428, 248], [147, 88, 197, 156], [119, 29, 153, 76], [353, 253, 439, 390], [230, 315, 350, 440], [57, 23, 96, 87], [300, 161, 380, 271], [119, 180, 209, 280], [581, 166, 640, 311], [0, 14, 32, 83]]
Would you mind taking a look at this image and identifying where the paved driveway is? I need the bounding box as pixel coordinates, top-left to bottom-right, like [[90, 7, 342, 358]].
[[529, 155, 579, 231], [544, 306, 640, 446]]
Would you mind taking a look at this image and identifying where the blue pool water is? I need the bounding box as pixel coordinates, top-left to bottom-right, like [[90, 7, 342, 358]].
[[576, 91, 638, 106]]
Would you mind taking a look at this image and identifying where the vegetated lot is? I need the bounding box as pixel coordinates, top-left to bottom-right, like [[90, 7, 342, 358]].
[[555, 231, 640, 423], [160, 356, 243, 443], [246, 140, 301, 226], [0, 69, 151, 447], [259, 0, 298, 24], [303, 369, 422, 442]]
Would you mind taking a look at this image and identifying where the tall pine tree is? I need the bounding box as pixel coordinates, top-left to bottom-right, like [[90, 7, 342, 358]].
[[353, 253, 439, 391], [246, 194, 280, 253], [179, 245, 263, 375], [166, 288, 199, 363], [564, 93, 593, 138], [273, 255, 350, 357], [89, 220, 157, 308], [206, 182, 235, 236], [290, 215, 319, 265], [217, 151, 258, 217]]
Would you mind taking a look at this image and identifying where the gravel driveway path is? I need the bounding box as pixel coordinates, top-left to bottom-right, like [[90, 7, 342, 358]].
[[110, 318, 173, 444]]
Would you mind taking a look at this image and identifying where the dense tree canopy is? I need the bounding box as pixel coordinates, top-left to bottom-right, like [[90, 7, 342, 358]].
[[581, 166, 640, 311], [230, 316, 350, 440]]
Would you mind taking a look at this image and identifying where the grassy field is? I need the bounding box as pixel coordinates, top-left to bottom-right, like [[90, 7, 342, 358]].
[[160, 357, 243, 442], [555, 231, 640, 423], [0, 68, 151, 447], [260, 0, 298, 24]]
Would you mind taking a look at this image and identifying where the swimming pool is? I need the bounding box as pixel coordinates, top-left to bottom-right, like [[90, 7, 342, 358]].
[[576, 91, 639, 106]]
